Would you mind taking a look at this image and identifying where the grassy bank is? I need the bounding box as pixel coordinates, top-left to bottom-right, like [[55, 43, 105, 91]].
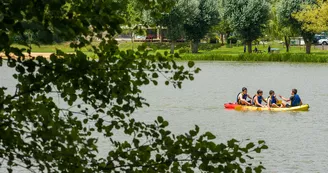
[[179, 52, 328, 62], [121, 41, 328, 63], [11, 41, 328, 63], [12, 42, 97, 53]]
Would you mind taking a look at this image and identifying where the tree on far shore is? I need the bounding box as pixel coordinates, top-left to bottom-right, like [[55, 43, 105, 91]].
[[265, 6, 295, 52], [161, 0, 197, 54], [277, 0, 316, 54], [292, 0, 328, 33], [223, 0, 269, 53], [183, 0, 220, 53]]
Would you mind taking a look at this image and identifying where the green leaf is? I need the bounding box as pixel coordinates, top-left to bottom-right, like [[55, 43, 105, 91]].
[[152, 72, 159, 78], [162, 121, 169, 127], [16, 65, 25, 74], [245, 167, 252, 173], [228, 138, 238, 148], [195, 125, 199, 133], [189, 130, 197, 137], [258, 140, 265, 144], [261, 145, 268, 149], [239, 158, 246, 163], [254, 148, 261, 153], [187, 61, 195, 68], [204, 132, 216, 140], [152, 80, 158, 85], [246, 142, 255, 149], [157, 116, 164, 123]]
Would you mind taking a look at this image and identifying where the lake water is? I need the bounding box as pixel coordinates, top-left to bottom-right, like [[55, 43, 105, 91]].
[[1, 61, 328, 172], [133, 61, 328, 173]]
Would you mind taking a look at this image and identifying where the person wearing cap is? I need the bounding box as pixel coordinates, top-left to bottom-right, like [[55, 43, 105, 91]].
[[253, 89, 267, 107], [236, 87, 252, 105]]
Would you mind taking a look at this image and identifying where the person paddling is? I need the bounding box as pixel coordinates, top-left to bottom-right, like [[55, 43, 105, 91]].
[[279, 88, 302, 107], [237, 87, 252, 105], [253, 89, 267, 107]]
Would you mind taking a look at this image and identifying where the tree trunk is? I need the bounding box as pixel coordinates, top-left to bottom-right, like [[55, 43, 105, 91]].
[[220, 34, 224, 45], [170, 41, 175, 54], [191, 40, 199, 53], [305, 42, 311, 54], [131, 30, 134, 50], [160, 26, 163, 43], [247, 41, 252, 53], [226, 32, 231, 44], [302, 33, 314, 54], [284, 36, 289, 53]]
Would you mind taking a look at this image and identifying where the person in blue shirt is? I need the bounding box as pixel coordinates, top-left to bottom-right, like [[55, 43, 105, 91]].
[[253, 89, 267, 107], [237, 87, 252, 105], [267, 90, 283, 108], [279, 88, 302, 107]]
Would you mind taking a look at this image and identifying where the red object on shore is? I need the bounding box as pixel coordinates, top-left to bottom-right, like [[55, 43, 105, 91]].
[[224, 102, 238, 109]]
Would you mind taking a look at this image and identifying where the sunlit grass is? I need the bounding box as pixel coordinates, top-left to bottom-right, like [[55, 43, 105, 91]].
[[10, 41, 328, 62]]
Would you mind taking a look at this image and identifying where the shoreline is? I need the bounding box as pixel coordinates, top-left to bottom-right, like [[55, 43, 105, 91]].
[[0, 52, 53, 59], [1, 51, 328, 63]]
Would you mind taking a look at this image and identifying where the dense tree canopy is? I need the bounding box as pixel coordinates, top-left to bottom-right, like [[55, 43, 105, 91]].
[[277, 0, 316, 54], [161, 0, 196, 54], [265, 6, 295, 52], [0, 0, 267, 172], [183, 0, 220, 53], [223, 0, 270, 53], [292, 0, 328, 33]]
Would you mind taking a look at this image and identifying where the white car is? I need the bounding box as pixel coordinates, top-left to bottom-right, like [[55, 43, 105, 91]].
[[318, 38, 328, 45], [135, 35, 146, 39]]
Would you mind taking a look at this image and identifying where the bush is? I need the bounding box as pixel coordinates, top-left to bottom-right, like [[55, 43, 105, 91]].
[[178, 47, 190, 54], [179, 53, 328, 63], [227, 36, 238, 44], [175, 42, 189, 49], [198, 43, 221, 51], [10, 31, 67, 45], [145, 42, 190, 50]]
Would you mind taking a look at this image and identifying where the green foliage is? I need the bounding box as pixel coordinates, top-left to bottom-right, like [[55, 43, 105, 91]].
[[264, 6, 294, 41], [178, 47, 191, 54], [212, 19, 232, 36], [142, 42, 220, 52], [0, 0, 267, 172], [161, 0, 190, 42], [227, 36, 238, 44], [277, 0, 316, 53], [180, 52, 328, 62], [224, 0, 269, 43], [276, 0, 315, 29], [184, 0, 220, 53], [198, 43, 221, 51]]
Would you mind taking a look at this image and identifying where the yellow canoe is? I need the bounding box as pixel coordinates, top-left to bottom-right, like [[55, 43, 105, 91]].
[[235, 104, 309, 111]]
